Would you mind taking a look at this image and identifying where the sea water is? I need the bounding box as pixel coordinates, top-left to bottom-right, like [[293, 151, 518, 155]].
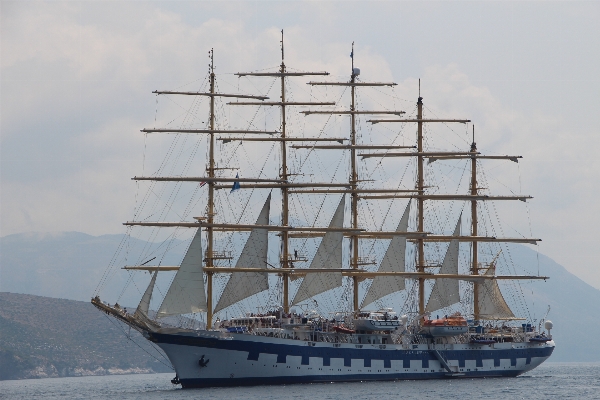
[[1, 363, 598, 400]]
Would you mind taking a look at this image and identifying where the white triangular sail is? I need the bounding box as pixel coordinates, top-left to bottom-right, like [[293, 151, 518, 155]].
[[135, 270, 158, 318], [477, 264, 515, 319], [213, 193, 271, 314], [292, 196, 345, 306], [157, 228, 207, 317], [425, 216, 461, 313], [361, 201, 411, 308]]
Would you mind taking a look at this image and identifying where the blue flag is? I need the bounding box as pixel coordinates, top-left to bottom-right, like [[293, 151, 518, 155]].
[[230, 173, 240, 193], [350, 51, 353, 59]]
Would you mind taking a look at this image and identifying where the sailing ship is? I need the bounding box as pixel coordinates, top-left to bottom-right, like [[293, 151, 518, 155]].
[[93, 34, 555, 388]]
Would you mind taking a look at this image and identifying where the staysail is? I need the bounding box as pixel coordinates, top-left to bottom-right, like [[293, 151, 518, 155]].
[[425, 215, 461, 313], [361, 201, 411, 308], [292, 196, 345, 306], [477, 263, 516, 319], [135, 270, 158, 318], [213, 193, 271, 314], [157, 228, 207, 317]]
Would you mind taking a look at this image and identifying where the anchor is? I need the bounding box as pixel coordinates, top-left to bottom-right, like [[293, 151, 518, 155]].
[[199, 355, 210, 368], [171, 375, 181, 385]]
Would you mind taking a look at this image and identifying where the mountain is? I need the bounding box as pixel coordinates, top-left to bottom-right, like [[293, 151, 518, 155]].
[[507, 245, 600, 362], [1, 231, 599, 362], [0, 232, 185, 307], [0, 292, 172, 380]]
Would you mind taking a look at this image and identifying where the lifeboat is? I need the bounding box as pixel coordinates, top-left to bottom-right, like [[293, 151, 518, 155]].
[[352, 309, 403, 332], [529, 335, 552, 343], [423, 313, 468, 337], [333, 325, 355, 334]]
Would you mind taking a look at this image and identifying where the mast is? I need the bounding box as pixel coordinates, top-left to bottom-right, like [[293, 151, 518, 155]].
[[303, 46, 402, 313], [350, 42, 360, 313], [417, 82, 425, 318], [206, 49, 216, 329], [231, 31, 332, 313], [280, 31, 291, 314], [471, 125, 479, 322]]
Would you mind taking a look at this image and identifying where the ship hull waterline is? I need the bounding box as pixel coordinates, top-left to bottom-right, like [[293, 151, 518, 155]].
[[146, 330, 555, 388]]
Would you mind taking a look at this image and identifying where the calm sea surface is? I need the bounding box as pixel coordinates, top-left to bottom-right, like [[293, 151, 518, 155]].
[[1, 363, 599, 400]]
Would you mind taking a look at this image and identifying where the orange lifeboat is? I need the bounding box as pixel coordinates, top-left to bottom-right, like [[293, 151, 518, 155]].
[[423, 313, 468, 336], [333, 325, 355, 334]]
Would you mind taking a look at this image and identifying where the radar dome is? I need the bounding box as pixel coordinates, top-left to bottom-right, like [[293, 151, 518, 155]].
[[544, 320, 553, 330]]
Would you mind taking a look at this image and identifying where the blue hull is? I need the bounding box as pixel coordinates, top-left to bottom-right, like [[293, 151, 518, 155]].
[[148, 331, 554, 388]]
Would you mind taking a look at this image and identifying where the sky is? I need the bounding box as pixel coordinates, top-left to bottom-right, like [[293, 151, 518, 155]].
[[1, 1, 600, 289]]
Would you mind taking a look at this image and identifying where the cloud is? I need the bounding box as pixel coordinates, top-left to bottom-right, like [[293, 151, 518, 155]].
[[1, 1, 599, 290]]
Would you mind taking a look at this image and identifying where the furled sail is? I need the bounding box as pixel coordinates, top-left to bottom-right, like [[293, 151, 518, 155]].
[[213, 193, 271, 314], [361, 201, 411, 308], [135, 270, 158, 318], [157, 228, 207, 317], [425, 216, 461, 313], [292, 196, 345, 306], [477, 263, 516, 319]]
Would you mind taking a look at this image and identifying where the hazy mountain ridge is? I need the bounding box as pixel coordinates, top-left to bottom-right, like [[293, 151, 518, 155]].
[[0, 292, 172, 380], [0, 231, 186, 306], [1, 231, 599, 364]]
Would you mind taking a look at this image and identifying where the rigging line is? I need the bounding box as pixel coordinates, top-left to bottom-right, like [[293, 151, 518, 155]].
[[517, 160, 540, 275], [423, 106, 470, 149], [136, 230, 188, 272], [218, 143, 276, 258], [135, 133, 149, 217], [479, 164, 521, 196], [478, 165, 529, 240], [213, 73, 268, 97], [160, 91, 209, 128], [422, 104, 470, 149], [375, 84, 413, 104], [285, 77, 324, 101], [296, 154, 348, 267], [295, 87, 348, 172], [135, 136, 185, 219], [101, 313, 174, 370], [171, 76, 207, 92], [116, 269, 138, 303], [362, 106, 417, 182], [150, 136, 202, 225], [96, 224, 138, 296], [482, 182, 531, 320], [357, 86, 394, 112], [235, 75, 276, 100]]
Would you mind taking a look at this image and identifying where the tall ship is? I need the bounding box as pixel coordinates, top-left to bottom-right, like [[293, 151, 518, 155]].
[[93, 34, 555, 388]]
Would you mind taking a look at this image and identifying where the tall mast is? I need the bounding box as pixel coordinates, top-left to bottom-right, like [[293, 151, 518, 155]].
[[350, 42, 360, 312], [416, 81, 426, 318], [303, 46, 402, 313], [280, 31, 291, 314], [206, 49, 216, 329], [231, 32, 333, 313], [470, 125, 479, 322]]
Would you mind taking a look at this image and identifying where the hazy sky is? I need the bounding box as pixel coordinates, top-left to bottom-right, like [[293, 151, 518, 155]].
[[2, 1, 599, 289]]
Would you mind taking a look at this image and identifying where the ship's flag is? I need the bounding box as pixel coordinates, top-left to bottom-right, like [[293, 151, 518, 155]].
[[199, 181, 207, 188], [350, 51, 353, 59], [230, 173, 240, 193]]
